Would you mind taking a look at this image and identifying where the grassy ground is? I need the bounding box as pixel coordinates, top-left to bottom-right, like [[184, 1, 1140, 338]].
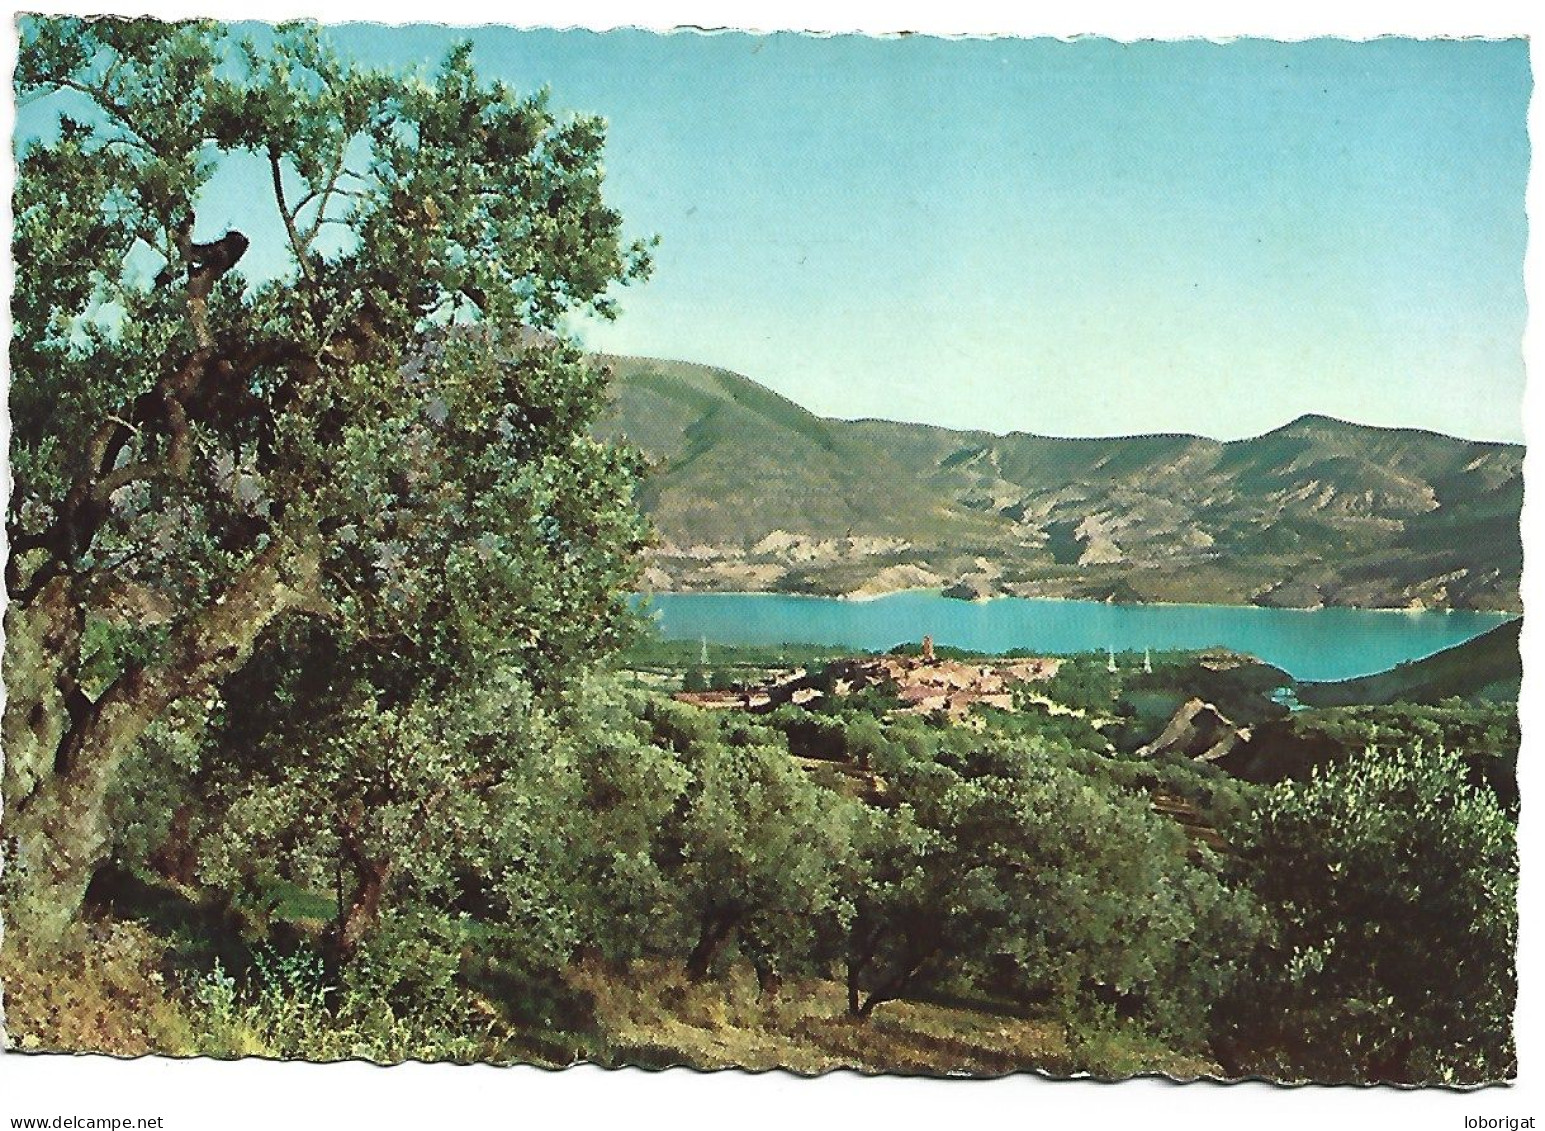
[[1, 918, 199, 1055], [574, 958, 1216, 1078], [2, 908, 1218, 1079]]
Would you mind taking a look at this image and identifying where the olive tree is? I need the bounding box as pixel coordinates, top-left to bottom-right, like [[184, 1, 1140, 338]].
[[4, 18, 651, 941], [637, 701, 855, 991], [1219, 747, 1516, 1084], [846, 730, 1257, 1035]]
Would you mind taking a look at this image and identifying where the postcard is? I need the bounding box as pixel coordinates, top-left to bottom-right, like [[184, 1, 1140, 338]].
[[3, 16, 1525, 1091]]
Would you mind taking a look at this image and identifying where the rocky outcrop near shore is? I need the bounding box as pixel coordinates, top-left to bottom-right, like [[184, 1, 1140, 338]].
[[1136, 698, 1252, 763]]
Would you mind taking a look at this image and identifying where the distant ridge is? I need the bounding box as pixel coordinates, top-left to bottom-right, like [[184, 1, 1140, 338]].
[[594, 355, 1522, 612], [833, 409, 1517, 449]]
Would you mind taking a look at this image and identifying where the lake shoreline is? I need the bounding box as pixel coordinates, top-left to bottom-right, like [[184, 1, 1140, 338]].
[[636, 585, 1517, 617], [634, 591, 1514, 683]]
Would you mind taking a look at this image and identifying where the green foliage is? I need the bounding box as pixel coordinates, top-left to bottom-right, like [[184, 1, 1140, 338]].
[[1253, 702, 1519, 814], [980, 702, 1112, 756], [12, 18, 651, 581], [554, 684, 694, 959], [845, 725, 1260, 1043], [634, 699, 857, 981], [766, 705, 889, 764], [18, 659, 1520, 1081], [6, 15, 652, 944], [619, 635, 851, 675], [1220, 747, 1516, 1084], [886, 641, 977, 661], [192, 931, 495, 1062], [1037, 656, 1119, 715]]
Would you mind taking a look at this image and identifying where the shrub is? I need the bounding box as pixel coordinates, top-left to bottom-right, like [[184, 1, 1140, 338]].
[[1218, 746, 1516, 1084]]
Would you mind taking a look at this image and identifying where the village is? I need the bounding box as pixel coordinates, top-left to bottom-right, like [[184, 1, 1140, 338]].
[[673, 635, 1062, 722]]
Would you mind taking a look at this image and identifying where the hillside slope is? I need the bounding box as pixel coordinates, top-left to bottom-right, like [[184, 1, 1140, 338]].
[[1296, 617, 1523, 707], [594, 356, 1522, 611]]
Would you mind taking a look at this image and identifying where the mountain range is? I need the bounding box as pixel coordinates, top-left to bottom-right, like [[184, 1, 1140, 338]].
[[593, 355, 1523, 612]]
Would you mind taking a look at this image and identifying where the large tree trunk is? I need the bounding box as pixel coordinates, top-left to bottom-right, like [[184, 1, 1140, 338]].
[[2, 537, 323, 943]]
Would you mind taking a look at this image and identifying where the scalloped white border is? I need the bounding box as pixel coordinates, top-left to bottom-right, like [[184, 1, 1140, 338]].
[[0, 4, 1536, 1129]]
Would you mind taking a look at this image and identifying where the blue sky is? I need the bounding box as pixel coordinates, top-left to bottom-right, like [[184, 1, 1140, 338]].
[[18, 27, 1531, 442]]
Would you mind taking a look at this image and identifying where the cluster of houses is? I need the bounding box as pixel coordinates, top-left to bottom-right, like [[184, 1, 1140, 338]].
[[675, 636, 1061, 723]]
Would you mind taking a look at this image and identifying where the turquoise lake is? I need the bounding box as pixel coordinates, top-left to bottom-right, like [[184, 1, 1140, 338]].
[[637, 591, 1514, 683]]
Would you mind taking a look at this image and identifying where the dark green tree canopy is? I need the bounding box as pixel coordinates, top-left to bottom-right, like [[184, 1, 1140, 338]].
[[11, 18, 651, 594], [1222, 746, 1516, 1083], [5, 17, 652, 938]]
